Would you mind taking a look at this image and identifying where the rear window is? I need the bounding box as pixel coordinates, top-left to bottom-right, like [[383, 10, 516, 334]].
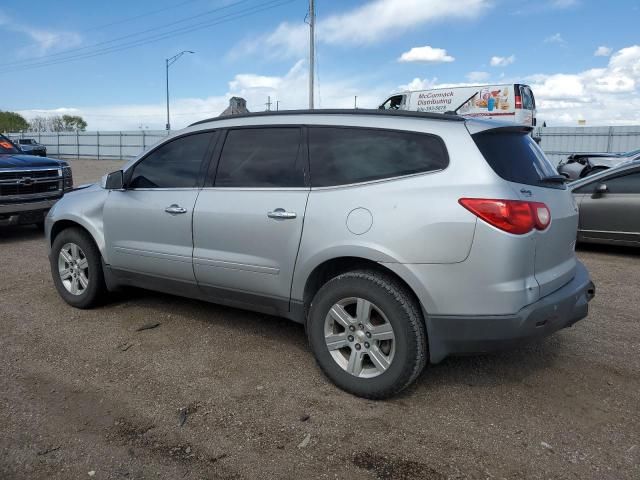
[[472, 131, 562, 189], [309, 127, 448, 187]]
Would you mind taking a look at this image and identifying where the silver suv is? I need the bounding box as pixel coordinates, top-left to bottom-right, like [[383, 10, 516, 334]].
[[46, 110, 595, 398]]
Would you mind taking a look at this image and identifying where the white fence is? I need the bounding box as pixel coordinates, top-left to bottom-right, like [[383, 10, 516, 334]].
[[5, 130, 168, 160], [5, 125, 640, 162], [535, 125, 640, 164]]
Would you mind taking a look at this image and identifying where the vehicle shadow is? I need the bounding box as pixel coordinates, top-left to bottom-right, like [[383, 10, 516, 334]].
[[101, 287, 308, 344], [0, 225, 45, 244], [413, 338, 565, 393], [577, 242, 640, 257], [99, 286, 568, 396]]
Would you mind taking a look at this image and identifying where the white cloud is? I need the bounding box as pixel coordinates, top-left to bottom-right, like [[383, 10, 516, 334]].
[[233, 0, 490, 58], [594, 46, 612, 57], [528, 45, 640, 125], [17, 61, 390, 130], [397, 77, 439, 91], [398, 46, 454, 63], [0, 10, 81, 56], [395, 45, 640, 126], [490, 55, 515, 67], [544, 33, 566, 44], [466, 71, 490, 82]]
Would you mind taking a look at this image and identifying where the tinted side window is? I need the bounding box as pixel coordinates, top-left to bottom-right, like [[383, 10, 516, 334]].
[[215, 128, 303, 188], [129, 132, 213, 188], [308, 127, 448, 187], [603, 171, 640, 194], [473, 132, 561, 189]]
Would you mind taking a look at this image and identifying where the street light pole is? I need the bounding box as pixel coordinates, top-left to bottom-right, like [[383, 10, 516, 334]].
[[308, 0, 315, 109], [165, 50, 194, 132]]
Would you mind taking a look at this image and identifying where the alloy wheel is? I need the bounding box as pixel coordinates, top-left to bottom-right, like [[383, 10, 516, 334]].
[[58, 242, 89, 296], [323, 297, 396, 378]]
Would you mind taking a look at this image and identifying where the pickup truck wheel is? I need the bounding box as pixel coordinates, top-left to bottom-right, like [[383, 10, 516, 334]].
[[307, 270, 427, 399], [50, 228, 106, 309]]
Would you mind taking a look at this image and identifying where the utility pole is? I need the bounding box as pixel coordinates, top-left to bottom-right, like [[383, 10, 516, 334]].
[[276, 100, 280, 111], [266, 96, 272, 111], [308, 0, 315, 109], [354, 96, 358, 109], [165, 50, 194, 131]]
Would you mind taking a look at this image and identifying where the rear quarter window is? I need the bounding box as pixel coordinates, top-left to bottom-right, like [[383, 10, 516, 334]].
[[308, 127, 448, 187], [472, 131, 561, 188]]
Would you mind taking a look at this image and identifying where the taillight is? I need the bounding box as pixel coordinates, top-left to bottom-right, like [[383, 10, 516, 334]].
[[515, 95, 522, 109], [531, 202, 551, 230], [459, 198, 551, 235]]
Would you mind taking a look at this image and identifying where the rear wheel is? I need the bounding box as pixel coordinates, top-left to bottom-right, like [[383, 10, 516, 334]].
[[50, 228, 106, 309], [307, 270, 427, 399]]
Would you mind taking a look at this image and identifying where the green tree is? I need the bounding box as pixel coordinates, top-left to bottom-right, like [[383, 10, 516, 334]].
[[61, 114, 88, 132], [0, 111, 29, 132]]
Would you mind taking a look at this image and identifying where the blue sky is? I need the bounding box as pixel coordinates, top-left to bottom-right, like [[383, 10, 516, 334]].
[[1, 0, 639, 129]]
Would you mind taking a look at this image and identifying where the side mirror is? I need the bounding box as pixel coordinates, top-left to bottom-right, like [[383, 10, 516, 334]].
[[594, 183, 608, 195], [105, 170, 124, 190]]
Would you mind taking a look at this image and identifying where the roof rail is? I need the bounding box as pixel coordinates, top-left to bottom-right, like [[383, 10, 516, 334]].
[[188, 108, 466, 127]]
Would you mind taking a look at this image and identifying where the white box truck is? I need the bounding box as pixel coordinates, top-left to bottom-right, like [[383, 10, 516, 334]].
[[379, 83, 537, 126]]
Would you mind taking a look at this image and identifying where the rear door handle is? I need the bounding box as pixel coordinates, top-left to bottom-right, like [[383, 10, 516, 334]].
[[267, 208, 297, 220], [165, 204, 187, 215]]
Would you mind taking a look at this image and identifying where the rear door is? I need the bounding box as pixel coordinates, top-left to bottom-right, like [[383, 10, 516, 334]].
[[574, 168, 640, 244], [192, 127, 309, 313], [472, 128, 578, 297]]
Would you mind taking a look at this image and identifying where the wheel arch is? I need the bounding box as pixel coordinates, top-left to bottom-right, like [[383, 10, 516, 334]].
[[49, 217, 106, 260], [299, 255, 435, 326]]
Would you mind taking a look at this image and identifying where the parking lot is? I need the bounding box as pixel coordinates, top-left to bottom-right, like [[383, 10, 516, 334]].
[[1, 160, 639, 480]]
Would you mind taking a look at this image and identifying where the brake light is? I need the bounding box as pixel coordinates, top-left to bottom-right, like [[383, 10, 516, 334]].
[[459, 198, 551, 235], [515, 95, 522, 109]]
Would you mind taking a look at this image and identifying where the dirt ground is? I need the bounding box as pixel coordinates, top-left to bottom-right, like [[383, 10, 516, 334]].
[[1, 160, 638, 479]]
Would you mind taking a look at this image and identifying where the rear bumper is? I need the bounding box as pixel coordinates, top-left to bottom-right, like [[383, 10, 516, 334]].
[[0, 198, 59, 226], [426, 260, 595, 363]]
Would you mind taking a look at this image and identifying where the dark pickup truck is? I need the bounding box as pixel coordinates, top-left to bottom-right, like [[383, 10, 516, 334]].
[[16, 138, 47, 157], [0, 134, 73, 227]]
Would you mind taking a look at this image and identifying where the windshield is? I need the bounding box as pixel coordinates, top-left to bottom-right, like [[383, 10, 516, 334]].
[[19, 139, 34, 145], [0, 136, 20, 154]]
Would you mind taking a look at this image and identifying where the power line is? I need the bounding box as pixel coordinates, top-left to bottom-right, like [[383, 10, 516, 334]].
[[0, 0, 296, 74], [78, 0, 204, 33], [2, 0, 256, 68]]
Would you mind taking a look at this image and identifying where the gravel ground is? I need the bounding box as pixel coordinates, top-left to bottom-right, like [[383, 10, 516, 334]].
[[1, 160, 638, 479]]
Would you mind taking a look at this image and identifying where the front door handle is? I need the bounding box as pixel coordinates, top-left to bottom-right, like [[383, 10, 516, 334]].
[[267, 208, 297, 220], [165, 204, 187, 215]]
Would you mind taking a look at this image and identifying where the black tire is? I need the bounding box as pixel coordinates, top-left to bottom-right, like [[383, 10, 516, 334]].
[[34, 221, 45, 231], [50, 227, 106, 309], [307, 270, 427, 399]]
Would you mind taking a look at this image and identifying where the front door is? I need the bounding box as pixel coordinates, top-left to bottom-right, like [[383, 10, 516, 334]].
[[103, 131, 216, 283], [577, 169, 640, 244], [193, 127, 309, 313]]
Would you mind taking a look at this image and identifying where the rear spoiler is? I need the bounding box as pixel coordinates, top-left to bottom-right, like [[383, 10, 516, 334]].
[[465, 123, 534, 136]]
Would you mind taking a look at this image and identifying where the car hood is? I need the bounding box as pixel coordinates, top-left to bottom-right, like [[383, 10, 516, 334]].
[[0, 154, 67, 169]]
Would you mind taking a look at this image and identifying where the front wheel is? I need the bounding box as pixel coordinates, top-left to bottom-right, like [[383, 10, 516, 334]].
[[50, 227, 106, 309], [307, 270, 427, 399]]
